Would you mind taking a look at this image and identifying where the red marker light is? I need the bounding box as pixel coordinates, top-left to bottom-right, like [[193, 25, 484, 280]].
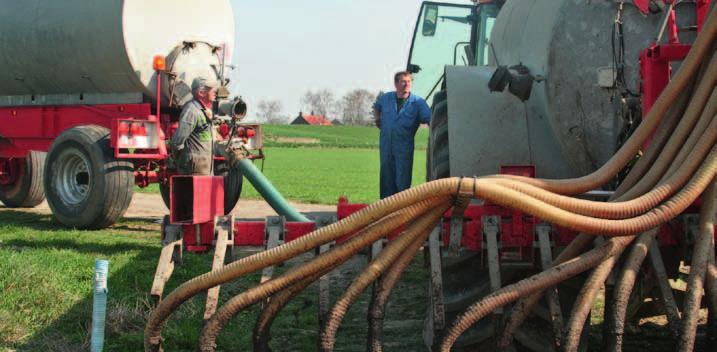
[[246, 129, 256, 138], [153, 55, 166, 71]]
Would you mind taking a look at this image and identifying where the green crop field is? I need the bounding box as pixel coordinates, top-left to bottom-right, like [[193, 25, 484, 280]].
[[139, 125, 429, 204], [262, 124, 429, 150]]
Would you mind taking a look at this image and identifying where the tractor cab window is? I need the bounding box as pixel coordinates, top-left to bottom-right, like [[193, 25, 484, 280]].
[[407, 2, 473, 103]]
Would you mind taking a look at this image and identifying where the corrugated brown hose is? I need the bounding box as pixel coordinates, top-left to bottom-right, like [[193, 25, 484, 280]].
[[197, 197, 450, 351], [318, 204, 449, 351], [677, 180, 717, 351]]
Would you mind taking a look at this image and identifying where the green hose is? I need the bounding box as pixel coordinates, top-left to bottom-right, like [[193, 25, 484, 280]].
[[238, 158, 311, 222]]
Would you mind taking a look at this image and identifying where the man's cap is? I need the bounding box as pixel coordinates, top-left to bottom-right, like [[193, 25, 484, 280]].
[[191, 76, 220, 91]]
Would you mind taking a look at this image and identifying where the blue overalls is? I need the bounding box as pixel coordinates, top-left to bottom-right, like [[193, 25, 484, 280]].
[[373, 92, 431, 199]]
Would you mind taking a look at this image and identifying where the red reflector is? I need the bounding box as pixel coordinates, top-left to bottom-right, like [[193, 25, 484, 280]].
[[246, 129, 256, 138], [153, 55, 166, 71], [118, 121, 129, 134], [130, 123, 140, 135]]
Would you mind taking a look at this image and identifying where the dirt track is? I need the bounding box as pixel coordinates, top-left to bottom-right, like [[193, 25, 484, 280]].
[[0, 192, 336, 221]]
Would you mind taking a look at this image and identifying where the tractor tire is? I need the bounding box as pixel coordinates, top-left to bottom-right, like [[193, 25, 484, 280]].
[[428, 90, 450, 181], [0, 151, 46, 208], [44, 125, 134, 229], [424, 91, 588, 351], [159, 160, 243, 214]]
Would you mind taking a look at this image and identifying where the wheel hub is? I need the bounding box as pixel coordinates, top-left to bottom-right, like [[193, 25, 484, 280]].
[[0, 158, 20, 186], [54, 150, 92, 205]]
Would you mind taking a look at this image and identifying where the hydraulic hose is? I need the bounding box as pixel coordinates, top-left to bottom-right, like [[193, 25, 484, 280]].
[[439, 236, 636, 352], [237, 158, 311, 222], [678, 179, 717, 351], [489, 4, 717, 195], [319, 204, 449, 351], [198, 198, 451, 351], [604, 230, 658, 352]]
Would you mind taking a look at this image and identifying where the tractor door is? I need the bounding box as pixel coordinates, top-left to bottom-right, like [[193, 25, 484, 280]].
[[407, 1, 499, 103], [407, 2, 473, 103]]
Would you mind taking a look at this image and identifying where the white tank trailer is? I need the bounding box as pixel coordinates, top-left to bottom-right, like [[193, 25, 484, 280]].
[[0, 0, 245, 229], [0, 0, 235, 107]]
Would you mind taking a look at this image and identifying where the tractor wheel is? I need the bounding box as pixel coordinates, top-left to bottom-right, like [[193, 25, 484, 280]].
[[428, 90, 450, 181], [159, 160, 243, 214], [44, 125, 134, 229], [0, 151, 46, 208]]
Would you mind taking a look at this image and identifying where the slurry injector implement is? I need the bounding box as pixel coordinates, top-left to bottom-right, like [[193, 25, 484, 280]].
[[146, 1, 717, 351]]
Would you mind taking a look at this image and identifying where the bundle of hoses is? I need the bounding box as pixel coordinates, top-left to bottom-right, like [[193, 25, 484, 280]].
[[143, 5, 717, 351]]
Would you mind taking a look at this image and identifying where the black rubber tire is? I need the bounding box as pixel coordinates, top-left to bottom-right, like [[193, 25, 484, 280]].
[[44, 125, 134, 229], [214, 160, 243, 214], [0, 151, 46, 208], [159, 160, 243, 214], [428, 90, 450, 181]]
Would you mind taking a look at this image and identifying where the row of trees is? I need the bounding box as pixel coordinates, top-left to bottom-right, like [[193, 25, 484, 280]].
[[255, 88, 378, 125]]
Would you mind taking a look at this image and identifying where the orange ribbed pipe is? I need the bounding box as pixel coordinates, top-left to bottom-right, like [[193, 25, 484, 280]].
[[439, 236, 635, 351], [319, 205, 448, 351], [198, 198, 450, 351], [678, 179, 717, 351]]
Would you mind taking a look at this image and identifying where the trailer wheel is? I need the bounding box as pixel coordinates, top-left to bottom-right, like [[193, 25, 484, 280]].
[[159, 161, 243, 214], [44, 126, 133, 229], [214, 160, 243, 213], [0, 151, 46, 208]]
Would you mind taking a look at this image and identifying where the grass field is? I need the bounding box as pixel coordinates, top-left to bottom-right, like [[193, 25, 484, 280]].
[[0, 211, 429, 351], [262, 124, 429, 149], [139, 125, 429, 204]]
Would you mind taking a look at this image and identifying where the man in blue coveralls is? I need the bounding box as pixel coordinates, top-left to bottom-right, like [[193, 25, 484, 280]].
[[373, 71, 431, 199]]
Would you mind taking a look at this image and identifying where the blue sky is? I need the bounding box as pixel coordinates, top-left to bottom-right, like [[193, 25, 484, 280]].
[[228, 0, 468, 118]]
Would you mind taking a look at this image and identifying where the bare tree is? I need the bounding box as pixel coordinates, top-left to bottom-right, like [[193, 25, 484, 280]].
[[257, 100, 286, 124], [339, 89, 376, 125], [301, 89, 335, 117]]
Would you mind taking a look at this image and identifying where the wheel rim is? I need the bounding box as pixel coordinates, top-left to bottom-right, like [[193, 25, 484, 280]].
[[0, 158, 21, 186], [54, 149, 92, 205]]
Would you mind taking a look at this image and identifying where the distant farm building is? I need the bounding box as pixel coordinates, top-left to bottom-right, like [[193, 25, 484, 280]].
[[291, 112, 333, 126]]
